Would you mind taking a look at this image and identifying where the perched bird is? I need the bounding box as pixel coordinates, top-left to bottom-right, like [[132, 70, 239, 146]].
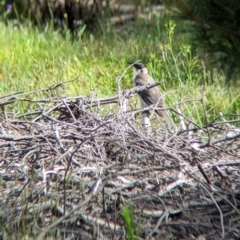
[[129, 62, 176, 131]]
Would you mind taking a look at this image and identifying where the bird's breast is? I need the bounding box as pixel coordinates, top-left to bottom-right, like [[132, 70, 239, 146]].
[[132, 71, 140, 84]]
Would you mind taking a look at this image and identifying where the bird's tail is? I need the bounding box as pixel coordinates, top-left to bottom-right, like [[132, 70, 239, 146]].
[[160, 110, 177, 132]]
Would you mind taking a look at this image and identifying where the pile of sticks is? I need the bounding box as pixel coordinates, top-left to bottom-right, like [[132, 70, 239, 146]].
[[1, 82, 240, 239]]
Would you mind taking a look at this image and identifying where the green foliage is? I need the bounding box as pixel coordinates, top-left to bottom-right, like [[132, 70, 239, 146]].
[[147, 20, 201, 86], [161, 0, 240, 83], [121, 204, 142, 240], [0, 13, 239, 124], [122, 205, 135, 240], [142, 20, 239, 125]]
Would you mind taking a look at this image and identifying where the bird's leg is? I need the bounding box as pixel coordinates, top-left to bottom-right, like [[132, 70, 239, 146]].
[[142, 110, 150, 128], [141, 102, 151, 133], [121, 98, 128, 113]]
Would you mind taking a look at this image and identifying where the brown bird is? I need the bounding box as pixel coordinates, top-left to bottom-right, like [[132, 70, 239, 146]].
[[129, 62, 176, 131]]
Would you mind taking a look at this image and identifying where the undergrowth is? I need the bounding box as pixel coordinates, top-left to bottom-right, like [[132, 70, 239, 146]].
[[122, 205, 142, 240], [0, 13, 239, 123]]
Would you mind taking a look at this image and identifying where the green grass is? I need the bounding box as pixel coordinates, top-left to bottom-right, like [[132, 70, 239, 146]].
[[121, 204, 142, 240], [0, 14, 239, 124]]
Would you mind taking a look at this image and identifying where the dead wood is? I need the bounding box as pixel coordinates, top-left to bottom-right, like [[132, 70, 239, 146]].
[[1, 83, 240, 240]]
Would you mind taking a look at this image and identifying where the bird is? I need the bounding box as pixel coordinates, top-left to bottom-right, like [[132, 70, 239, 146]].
[[129, 62, 176, 131]]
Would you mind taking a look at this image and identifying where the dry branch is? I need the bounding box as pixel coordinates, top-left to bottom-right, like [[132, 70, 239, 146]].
[[1, 85, 240, 239]]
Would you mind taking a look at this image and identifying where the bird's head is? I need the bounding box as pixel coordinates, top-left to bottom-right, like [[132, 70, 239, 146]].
[[128, 62, 148, 74]]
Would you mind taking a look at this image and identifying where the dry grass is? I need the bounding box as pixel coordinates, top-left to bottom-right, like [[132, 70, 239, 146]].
[[1, 83, 240, 239]]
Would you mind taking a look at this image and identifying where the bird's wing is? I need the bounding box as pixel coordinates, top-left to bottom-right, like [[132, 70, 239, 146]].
[[161, 110, 177, 131], [134, 73, 164, 108], [134, 73, 176, 131]]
